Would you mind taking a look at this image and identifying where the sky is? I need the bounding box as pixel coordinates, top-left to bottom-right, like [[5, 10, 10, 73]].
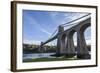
[[23, 10, 91, 45]]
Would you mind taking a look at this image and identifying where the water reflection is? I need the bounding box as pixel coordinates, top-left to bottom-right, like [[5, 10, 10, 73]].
[[23, 53, 56, 60]]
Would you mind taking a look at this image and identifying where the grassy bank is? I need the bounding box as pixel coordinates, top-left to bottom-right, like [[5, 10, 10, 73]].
[[23, 57, 78, 63]]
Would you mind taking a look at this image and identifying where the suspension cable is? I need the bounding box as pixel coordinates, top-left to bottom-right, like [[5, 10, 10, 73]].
[[61, 13, 91, 27], [48, 28, 58, 39]]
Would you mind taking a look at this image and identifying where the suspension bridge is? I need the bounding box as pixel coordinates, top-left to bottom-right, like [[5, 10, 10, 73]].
[[39, 13, 91, 59]]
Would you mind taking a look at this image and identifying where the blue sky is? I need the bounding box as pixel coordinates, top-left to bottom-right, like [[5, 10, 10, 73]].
[[23, 10, 91, 45]]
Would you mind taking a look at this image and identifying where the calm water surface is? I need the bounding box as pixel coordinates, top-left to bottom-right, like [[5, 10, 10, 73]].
[[23, 53, 56, 60]]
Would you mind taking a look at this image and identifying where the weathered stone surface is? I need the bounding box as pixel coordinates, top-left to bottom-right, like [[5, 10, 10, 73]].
[[77, 30, 90, 59], [65, 35, 76, 57], [56, 25, 64, 55]]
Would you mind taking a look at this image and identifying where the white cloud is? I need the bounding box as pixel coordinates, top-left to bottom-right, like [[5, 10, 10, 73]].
[[25, 14, 51, 36], [49, 12, 89, 30], [39, 28, 51, 36], [59, 12, 88, 25], [50, 12, 60, 19], [63, 13, 90, 30], [23, 39, 41, 45]]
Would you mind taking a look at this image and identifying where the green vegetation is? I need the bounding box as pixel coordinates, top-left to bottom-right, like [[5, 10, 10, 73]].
[[23, 56, 78, 62], [23, 44, 57, 53]]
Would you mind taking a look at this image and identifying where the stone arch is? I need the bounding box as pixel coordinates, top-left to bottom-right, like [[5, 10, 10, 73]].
[[80, 23, 91, 32], [80, 23, 91, 46], [68, 29, 76, 39], [68, 29, 77, 51], [77, 23, 91, 59], [79, 23, 91, 48], [84, 27, 91, 51], [65, 29, 76, 57]]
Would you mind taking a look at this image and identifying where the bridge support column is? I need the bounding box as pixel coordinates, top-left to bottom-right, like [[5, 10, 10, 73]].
[[77, 30, 90, 59], [66, 35, 76, 57], [56, 25, 65, 56], [56, 35, 61, 55], [57, 35, 67, 56], [60, 35, 67, 55]]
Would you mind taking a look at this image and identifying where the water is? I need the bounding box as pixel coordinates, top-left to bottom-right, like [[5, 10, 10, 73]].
[[23, 53, 56, 60]]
